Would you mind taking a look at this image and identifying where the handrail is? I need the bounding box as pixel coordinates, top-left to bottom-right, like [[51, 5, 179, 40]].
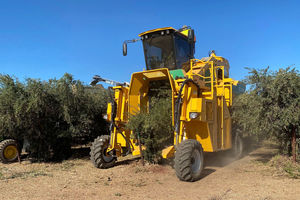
[[187, 59, 217, 99]]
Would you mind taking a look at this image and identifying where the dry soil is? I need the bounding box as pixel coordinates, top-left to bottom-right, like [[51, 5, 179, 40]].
[[0, 144, 299, 200]]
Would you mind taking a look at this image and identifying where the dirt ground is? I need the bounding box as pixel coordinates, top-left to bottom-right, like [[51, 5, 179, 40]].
[[0, 144, 300, 200]]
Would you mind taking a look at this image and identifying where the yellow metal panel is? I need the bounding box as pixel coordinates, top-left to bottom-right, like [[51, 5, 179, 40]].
[[208, 123, 217, 150], [223, 99, 232, 150], [185, 121, 214, 152], [187, 98, 206, 121], [143, 71, 167, 79], [117, 132, 127, 147], [190, 98, 202, 112], [162, 145, 175, 158], [216, 87, 224, 96], [180, 29, 189, 36], [114, 89, 122, 121], [224, 86, 231, 107], [120, 87, 129, 121], [131, 143, 145, 156], [206, 101, 213, 121], [107, 103, 112, 121], [128, 73, 145, 115]]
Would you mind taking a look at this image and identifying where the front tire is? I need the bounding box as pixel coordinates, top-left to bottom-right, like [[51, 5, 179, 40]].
[[0, 139, 19, 163], [90, 135, 116, 168], [174, 139, 204, 182]]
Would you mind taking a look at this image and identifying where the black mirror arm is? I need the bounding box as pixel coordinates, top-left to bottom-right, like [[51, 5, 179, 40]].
[[123, 38, 141, 56], [124, 38, 141, 44]]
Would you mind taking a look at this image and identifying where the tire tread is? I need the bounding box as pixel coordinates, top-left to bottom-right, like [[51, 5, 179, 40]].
[[0, 139, 19, 163], [90, 135, 116, 169], [174, 139, 204, 182]]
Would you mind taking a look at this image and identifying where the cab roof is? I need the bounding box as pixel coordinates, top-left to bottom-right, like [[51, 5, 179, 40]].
[[138, 27, 176, 37]]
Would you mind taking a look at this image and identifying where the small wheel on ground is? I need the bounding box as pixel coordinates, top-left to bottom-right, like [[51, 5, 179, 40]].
[[90, 135, 116, 169], [231, 134, 243, 159], [174, 139, 204, 182], [0, 139, 20, 163]]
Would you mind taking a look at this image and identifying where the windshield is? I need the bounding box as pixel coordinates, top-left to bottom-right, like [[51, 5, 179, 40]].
[[143, 35, 176, 70], [174, 34, 192, 68]]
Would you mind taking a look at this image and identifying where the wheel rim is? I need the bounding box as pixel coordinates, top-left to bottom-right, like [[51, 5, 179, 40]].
[[102, 148, 114, 163], [191, 149, 201, 174], [4, 145, 18, 160]]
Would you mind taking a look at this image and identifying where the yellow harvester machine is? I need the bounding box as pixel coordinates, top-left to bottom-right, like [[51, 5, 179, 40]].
[[90, 26, 245, 181]]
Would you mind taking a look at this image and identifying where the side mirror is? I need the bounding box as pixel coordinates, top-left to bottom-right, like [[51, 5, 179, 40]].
[[188, 29, 195, 43], [123, 42, 127, 56]]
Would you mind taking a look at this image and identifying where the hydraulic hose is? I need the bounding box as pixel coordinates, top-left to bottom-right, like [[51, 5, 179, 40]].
[[108, 87, 116, 133]]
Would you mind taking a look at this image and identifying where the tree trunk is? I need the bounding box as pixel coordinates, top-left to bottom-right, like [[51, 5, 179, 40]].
[[292, 126, 297, 162]]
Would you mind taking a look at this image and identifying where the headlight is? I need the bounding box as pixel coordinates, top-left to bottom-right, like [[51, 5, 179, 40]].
[[103, 114, 108, 120], [189, 112, 200, 119]]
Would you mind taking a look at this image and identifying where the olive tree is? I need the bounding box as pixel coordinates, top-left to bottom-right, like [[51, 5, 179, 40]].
[[126, 88, 173, 163], [232, 67, 300, 161], [0, 75, 26, 144], [0, 73, 109, 161]]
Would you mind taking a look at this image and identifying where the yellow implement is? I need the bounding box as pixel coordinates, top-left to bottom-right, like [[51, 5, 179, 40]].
[[0, 139, 19, 163], [90, 26, 245, 182]]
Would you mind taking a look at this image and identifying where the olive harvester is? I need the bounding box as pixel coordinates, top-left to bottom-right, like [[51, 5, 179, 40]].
[[90, 26, 245, 181]]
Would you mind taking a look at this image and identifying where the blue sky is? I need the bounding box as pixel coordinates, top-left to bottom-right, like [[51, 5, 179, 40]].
[[0, 0, 299, 85]]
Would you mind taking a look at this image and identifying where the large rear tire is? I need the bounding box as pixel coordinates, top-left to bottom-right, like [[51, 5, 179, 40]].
[[90, 135, 116, 169], [174, 139, 204, 182], [232, 134, 243, 159], [0, 139, 19, 163]]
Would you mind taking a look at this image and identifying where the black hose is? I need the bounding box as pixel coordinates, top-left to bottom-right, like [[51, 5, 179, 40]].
[[108, 87, 116, 133]]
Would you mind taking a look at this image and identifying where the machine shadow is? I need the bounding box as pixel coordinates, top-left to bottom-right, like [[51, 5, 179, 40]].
[[114, 157, 141, 166], [204, 137, 259, 168], [199, 168, 216, 179], [248, 142, 279, 163]]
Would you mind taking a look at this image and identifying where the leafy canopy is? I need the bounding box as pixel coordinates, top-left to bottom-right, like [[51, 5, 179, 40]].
[[232, 67, 300, 154], [0, 73, 108, 161]]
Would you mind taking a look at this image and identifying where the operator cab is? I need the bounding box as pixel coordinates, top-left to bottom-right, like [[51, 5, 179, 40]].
[[139, 27, 195, 70]]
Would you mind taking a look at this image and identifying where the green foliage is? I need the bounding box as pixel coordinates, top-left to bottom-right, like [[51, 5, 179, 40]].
[[47, 74, 108, 141], [0, 75, 26, 142], [232, 67, 300, 155], [126, 88, 173, 163], [0, 73, 108, 161]]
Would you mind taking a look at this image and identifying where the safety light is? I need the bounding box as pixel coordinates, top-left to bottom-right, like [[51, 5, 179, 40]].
[[103, 114, 108, 120], [189, 112, 200, 119]]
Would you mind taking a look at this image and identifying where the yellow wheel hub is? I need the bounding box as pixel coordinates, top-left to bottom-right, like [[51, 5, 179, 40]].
[[3, 145, 18, 160]]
